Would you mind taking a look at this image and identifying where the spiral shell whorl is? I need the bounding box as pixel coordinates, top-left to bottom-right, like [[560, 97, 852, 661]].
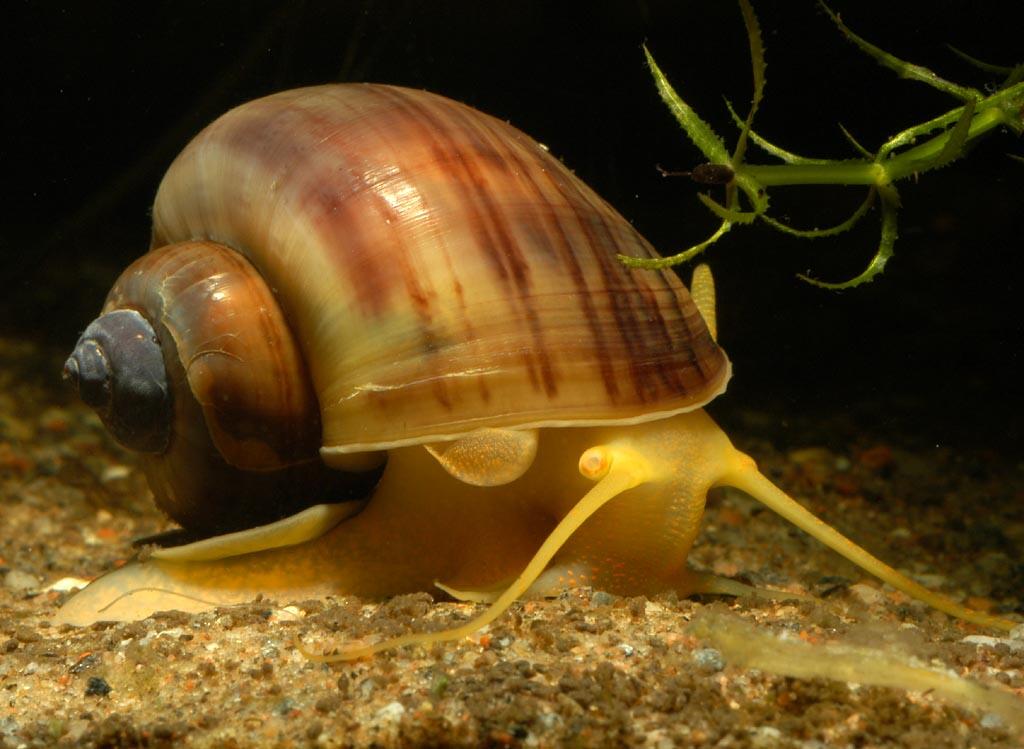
[[152, 84, 729, 456], [104, 241, 323, 471], [96, 241, 379, 532]]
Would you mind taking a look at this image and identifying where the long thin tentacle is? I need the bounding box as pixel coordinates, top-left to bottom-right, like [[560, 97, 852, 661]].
[[720, 451, 1017, 631]]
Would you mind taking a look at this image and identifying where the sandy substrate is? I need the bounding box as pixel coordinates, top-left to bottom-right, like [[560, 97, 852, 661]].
[[1, 337, 1022, 748]]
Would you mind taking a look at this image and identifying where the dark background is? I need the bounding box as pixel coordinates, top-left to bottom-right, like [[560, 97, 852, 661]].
[[3, 1, 1021, 453]]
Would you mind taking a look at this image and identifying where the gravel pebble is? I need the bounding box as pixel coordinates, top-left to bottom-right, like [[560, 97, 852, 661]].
[[84, 676, 111, 697], [4, 570, 39, 591], [693, 647, 725, 673]]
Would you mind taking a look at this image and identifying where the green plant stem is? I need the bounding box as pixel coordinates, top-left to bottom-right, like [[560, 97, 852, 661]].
[[886, 105, 1008, 178], [744, 162, 882, 186], [744, 96, 1017, 189], [637, 1, 1023, 287]]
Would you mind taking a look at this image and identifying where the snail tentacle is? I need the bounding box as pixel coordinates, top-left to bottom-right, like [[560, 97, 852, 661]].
[[718, 453, 1019, 632]]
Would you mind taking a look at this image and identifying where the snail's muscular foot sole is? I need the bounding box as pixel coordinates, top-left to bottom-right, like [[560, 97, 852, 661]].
[[52, 560, 262, 625], [54, 502, 367, 626]]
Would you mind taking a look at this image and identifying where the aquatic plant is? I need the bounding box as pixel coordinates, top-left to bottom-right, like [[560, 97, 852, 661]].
[[622, 0, 1024, 288]]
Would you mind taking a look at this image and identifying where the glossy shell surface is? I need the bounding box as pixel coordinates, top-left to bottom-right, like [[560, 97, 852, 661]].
[[151, 84, 730, 453], [103, 241, 322, 470]]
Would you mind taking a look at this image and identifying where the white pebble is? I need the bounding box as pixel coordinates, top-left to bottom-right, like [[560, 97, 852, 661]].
[[961, 634, 1024, 652], [750, 725, 782, 747], [101, 464, 132, 483], [376, 701, 406, 723], [980, 713, 1004, 729]]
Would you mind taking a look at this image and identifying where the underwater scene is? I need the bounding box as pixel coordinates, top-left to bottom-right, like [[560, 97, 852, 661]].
[[3, 2, 1022, 746]]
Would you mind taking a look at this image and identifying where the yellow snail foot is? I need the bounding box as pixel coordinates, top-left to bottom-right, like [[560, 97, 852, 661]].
[[52, 558, 269, 626], [299, 443, 652, 662], [54, 546, 346, 626], [52, 506, 363, 626]]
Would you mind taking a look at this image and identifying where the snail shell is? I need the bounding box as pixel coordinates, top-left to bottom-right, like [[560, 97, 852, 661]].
[[67, 83, 729, 532]]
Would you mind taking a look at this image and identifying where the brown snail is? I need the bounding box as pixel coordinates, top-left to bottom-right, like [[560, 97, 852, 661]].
[[56, 83, 1015, 656]]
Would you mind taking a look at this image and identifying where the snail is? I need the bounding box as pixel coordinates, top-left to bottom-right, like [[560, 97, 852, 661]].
[[56, 83, 1016, 657]]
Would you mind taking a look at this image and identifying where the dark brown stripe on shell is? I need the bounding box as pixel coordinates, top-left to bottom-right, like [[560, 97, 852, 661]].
[[217, 94, 406, 317], [180, 84, 726, 423], [375, 86, 560, 398], [448, 85, 720, 404], [530, 158, 698, 402], [433, 95, 622, 400], [568, 186, 721, 398]]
